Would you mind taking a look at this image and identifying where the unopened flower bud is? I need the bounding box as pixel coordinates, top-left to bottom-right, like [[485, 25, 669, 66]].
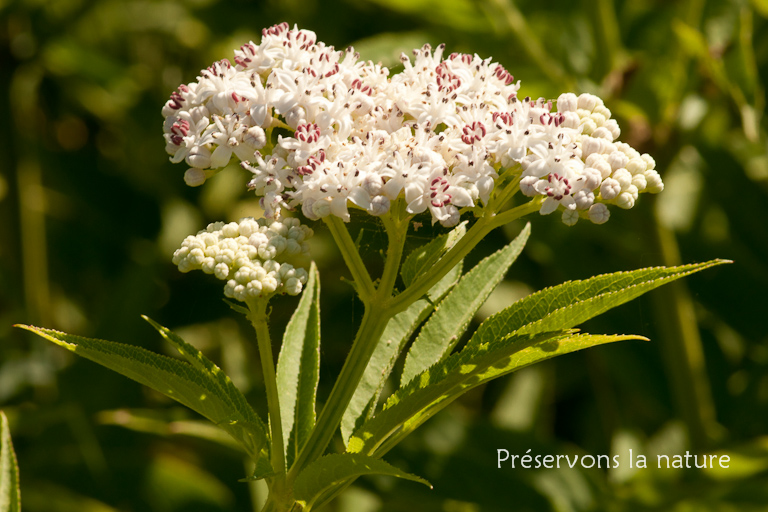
[[186, 145, 212, 169], [245, 126, 267, 149], [556, 93, 578, 112], [591, 127, 614, 141], [362, 174, 384, 196], [631, 173, 647, 192], [439, 207, 461, 228], [607, 151, 629, 171], [184, 168, 207, 187], [604, 119, 621, 140], [582, 167, 602, 191], [644, 170, 664, 193], [642, 154, 656, 170], [600, 178, 621, 200], [285, 106, 306, 128], [588, 203, 610, 224], [626, 157, 647, 175], [312, 199, 332, 218], [368, 195, 390, 216], [573, 189, 595, 210], [616, 191, 636, 209], [562, 208, 579, 226], [612, 169, 632, 190], [520, 176, 539, 197]]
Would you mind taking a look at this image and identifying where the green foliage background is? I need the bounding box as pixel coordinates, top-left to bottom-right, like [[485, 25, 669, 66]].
[[1, 0, 767, 510]]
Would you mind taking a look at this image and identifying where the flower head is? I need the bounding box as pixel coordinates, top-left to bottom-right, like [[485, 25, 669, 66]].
[[172, 216, 313, 301], [162, 24, 663, 227]]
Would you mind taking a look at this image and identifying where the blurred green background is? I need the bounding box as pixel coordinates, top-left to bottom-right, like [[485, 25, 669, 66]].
[[1, 0, 767, 510]]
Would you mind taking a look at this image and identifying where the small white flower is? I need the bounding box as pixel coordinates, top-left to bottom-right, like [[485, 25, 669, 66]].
[[162, 23, 664, 227], [534, 172, 581, 215]]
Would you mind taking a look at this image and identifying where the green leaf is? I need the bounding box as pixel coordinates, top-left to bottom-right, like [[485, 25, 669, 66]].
[[349, 332, 642, 456], [97, 408, 244, 452], [400, 223, 530, 386], [141, 316, 264, 441], [468, 259, 730, 347], [17, 325, 269, 464], [401, 221, 467, 287], [341, 262, 463, 445], [276, 262, 321, 467], [0, 411, 21, 512], [293, 453, 431, 509]]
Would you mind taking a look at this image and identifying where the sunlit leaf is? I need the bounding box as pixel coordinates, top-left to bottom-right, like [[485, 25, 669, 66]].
[[349, 332, 642, 456], [17, 325, 269, 465], [341, 262, 463, 445], [277, 262, 321, 468], [294, 453, 430, 510], [400, 221, 467, 287], [400, 223, 530, 385], [141, 316, 264, 444], [468, 259, 730, 347]]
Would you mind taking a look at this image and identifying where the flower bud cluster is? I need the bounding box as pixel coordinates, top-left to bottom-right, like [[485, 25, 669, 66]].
[[172, 216, 313, 301], [163, 23, 663, 226], [518, 92, 664, 225]]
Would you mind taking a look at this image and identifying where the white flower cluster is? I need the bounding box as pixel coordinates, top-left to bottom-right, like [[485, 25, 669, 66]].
[[172, 216, 313, 301], [162, 22, 663, 226]]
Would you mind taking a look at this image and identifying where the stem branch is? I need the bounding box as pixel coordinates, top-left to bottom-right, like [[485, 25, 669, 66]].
[[247, 299, 287, 481], [324, 216, 376, 302], [288, 211, 409, 483]]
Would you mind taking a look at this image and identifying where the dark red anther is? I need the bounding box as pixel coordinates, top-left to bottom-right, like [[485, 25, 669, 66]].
[[493, 64, 514, 85], [263, 22, 289, 37], [171, 119, 190, 137]]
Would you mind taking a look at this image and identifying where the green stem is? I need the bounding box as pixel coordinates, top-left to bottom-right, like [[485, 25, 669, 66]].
[[378, 211, 409, 294], [492, 198, 542, 225], [388, 198, 541, 314], [287, 212, 409, 484], [287, 305, 392, 483], [246, 299, 287, 481], [486, 168, 522, 212], [324, 216, 376, 302]]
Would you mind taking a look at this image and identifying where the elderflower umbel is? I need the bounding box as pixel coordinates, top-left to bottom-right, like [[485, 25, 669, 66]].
[[172, 216, 313, 301], [162, 23, 663, 227]]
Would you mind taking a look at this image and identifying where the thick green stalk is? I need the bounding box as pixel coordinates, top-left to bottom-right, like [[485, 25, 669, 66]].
[[247, 299, 287, 484], [286, 197, 538, 504], [287, 305, 392, 484], [287, 212, 408, 483]]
